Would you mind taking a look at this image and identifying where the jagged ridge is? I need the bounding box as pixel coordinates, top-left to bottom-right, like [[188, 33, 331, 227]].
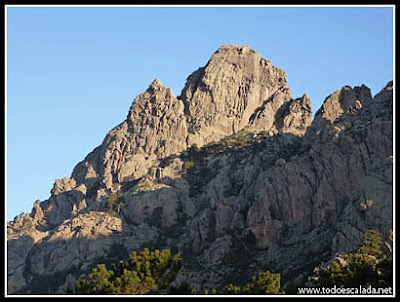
[[7, 45, 393, 294], [70, 45, 312, 193]]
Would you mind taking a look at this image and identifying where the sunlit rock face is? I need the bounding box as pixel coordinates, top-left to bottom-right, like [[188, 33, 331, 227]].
[[71, 45, 312, 192], [71, 79, 188, 189], [182, 45, 286, 145], [7, 45, 392, 294]]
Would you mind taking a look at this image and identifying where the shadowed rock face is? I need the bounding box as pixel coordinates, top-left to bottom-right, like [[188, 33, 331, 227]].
[[246, 82, 392, 251], [7, 46, 392, 294]]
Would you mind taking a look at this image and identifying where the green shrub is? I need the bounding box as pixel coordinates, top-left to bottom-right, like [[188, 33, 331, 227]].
[[75, 248, 182, 295], [312, 230, 392, 289], [225, 270, 284, 295], [107, 192, 125, 215]]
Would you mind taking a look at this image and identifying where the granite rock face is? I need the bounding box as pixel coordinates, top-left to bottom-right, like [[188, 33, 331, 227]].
[[182, 45, 291, 145], [312, 84, 373, 128], [71, 79, 188, 189], [70, 45, 311, 191], [7, 46, 393, 294]]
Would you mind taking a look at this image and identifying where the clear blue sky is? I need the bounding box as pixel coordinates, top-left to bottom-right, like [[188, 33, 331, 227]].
[[6, 6, 393, 221]]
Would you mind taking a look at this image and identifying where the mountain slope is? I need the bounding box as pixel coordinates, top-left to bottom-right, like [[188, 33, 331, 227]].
[[7, 45, 393, 294]]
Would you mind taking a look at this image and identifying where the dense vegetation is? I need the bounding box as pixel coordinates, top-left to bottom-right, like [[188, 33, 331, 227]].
[[74, 247, 283, 295], [75, 249, 182, 294], [224, 271, 284, 295], [311, 230, 392, 289], [72, 230, 391, 295]]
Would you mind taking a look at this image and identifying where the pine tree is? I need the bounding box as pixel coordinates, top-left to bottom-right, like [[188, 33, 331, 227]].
[[312, 230, 392, 289], [225, 270, 284, 295], [75, 248, 182, 295], [358, 230, 384, 258]]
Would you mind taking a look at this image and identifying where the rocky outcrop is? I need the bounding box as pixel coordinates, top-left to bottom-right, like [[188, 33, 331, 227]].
[[182, 45, 311, 146], [312, 84, 373, 129], [69, 45, 312, 192], [182, 45, 285, 145], [7, 46, 392, 294], [249, 89, 312, 137], [247, 81, 392, 288], [8, 211, 159, 294], [71, 79, 188, 189]]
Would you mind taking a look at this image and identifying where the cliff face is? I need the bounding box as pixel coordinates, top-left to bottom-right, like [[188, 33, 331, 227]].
[[181, 45, 306, 146], [71, 79, 188, 190], [7, 45, 393, 294], [69, 45, 311, 192]]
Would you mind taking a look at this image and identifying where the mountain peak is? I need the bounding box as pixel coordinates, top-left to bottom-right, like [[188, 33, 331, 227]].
[[149, 78, 164, 89], [7, 45, 393, 295], [312, 84, 373, 127], [182, 44, 293, 146], [71, 45, 314, 190], [214, 44, 253, 54]]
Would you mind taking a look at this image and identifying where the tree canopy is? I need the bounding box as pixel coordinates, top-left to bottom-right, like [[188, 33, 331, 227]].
[[76, 248, 182, 295], [312, 230, 392, 289]]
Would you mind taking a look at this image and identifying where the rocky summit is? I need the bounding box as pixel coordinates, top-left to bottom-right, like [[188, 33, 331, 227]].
[[7, 45, 393, 294]]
